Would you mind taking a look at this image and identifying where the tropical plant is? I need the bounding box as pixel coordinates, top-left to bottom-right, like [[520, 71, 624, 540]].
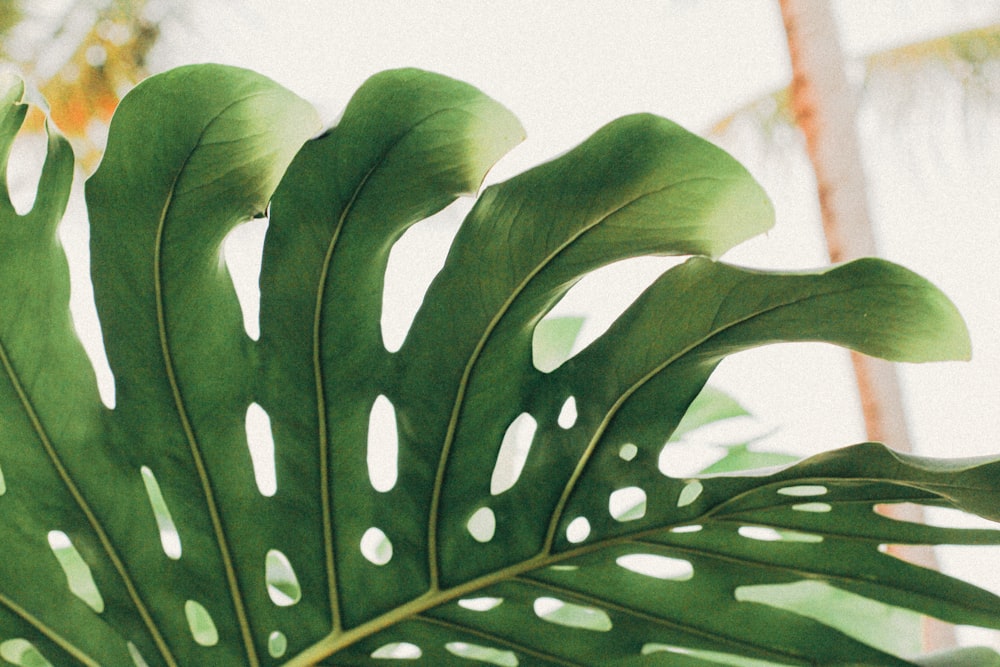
[[1, 63, 999, 667]]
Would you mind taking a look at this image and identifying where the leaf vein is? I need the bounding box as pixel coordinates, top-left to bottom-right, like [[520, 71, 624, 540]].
[[431, 176, 724, 585], [0, 340, 178, 667]]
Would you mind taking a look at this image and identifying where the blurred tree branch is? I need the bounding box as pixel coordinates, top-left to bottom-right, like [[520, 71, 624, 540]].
[[709, 21, 1000, 164]]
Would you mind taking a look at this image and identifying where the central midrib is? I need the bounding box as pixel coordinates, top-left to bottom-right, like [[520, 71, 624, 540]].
[[153, 107, 262, 666]]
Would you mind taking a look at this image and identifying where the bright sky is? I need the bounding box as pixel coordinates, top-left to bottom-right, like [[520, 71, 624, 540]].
[[35, 0, 1000, 651]]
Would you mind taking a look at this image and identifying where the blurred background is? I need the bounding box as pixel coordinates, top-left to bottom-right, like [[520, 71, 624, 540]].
[[3, 0, 999, 652]]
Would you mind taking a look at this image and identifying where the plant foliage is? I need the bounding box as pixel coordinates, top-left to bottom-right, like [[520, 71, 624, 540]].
[[0, 64, 997, 666]]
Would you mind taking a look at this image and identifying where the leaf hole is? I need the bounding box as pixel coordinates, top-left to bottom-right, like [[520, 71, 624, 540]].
[[490, 413, 537, 495], [0, 639, 51, 666], [458, 597, 504, 612], [361, 527, 393, 565], [618, 443, 638, 461], [381, 202, 466, 352], [467, 507, 496, 543], [877, 503, 1000, 529], [616, 554, 693, 581], [533, 597, 612, 631], [58, 203, 116, 409], [265, 549, 301, 606], [658, 441, 725, 477], [777, 485, 828, 497], [676, 480, 703, 507], [538, 257, 680, 368], [6, 128, 46, 216], [222, 217, 268, 340], [737, 526, 783, 542], [642, 643, 693, 657], [127, 642, 150, 667], [609, 486, 647, 522], [557, 396, 577, 429], [445, 642, 518, 666], [139, 466, 181, 559], [0, 460, 6, 495], [735, 579, 926, 651], [532, 316, 585, 373], [670, 525, 702, 534], [642, 644, 761, 665], [565, 516, 591, 544], [792, 502, 832, 513], [372, 642, 422, 660], [47, 530, 104, 613], [738, 526, 822, 543], [367, 395, 399, 492], [267, 631, 287, 658], [245, 403, 277, 496], [184, 600, 219, 647]]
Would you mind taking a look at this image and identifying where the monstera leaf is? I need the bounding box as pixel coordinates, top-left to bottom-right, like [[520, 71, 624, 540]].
[[0, 64, 998, 667]]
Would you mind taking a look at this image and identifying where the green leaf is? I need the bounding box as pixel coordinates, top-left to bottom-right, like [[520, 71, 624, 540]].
[[735, 580, 923, 657], [914, 647, 1000, 667], [0, 64, 994, 667]]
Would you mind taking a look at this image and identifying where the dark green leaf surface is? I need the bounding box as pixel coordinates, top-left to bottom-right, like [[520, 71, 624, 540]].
[[0, 65, 996, 667]]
